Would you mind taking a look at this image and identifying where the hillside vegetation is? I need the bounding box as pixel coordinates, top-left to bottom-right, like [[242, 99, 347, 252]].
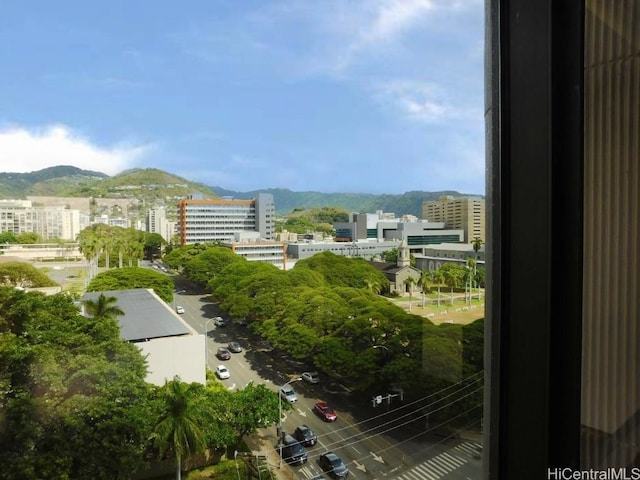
[[0, 165, 107, 198], [210, 186, 472, 217], [0, 166, 217, 203], [0, 165, 483, 219]]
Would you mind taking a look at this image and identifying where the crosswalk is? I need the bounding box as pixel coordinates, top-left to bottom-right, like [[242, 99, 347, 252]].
[[395, 441, 482, 480]]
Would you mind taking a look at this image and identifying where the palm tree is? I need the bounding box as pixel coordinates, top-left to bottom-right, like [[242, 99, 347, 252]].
[[430, 269, 445, 307], [82, 293, 124, 341], [472, 237, 484, 253], [403, 276, 417, 312], [82, 293, 124, 320], [364, 278, 381, 295], [466, 257, 477, 302], [78, 227, 100, 281], [418, 269, 431, 307], [154, 379, 208, 480]]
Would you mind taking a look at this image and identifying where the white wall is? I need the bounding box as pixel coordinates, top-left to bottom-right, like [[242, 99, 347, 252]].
[[137, 334, 206, 386]]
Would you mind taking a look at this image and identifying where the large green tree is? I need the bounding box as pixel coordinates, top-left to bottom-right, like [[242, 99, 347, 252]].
[[0, 287, 154, 479], [0, 261, 58, 288], [87, 267, 174, 303], [182, 246, 245, 287], [294, 251, 389, 290]]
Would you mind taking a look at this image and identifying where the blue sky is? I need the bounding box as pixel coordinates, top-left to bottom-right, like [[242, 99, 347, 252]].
[[0, 0, 484, 195]]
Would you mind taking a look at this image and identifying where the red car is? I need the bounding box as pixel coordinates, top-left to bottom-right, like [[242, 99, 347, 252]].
[[313, 401, 337, 422]]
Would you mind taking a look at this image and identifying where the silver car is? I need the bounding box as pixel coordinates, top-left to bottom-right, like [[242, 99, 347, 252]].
[[279, 385, 298, 403]]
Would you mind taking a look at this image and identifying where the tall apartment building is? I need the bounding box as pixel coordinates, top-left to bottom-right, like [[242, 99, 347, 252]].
[[421, 195, 485, 243], [177, 193, 275, 245], [0, 199, 82, 240], [147, 207, 176, 243]]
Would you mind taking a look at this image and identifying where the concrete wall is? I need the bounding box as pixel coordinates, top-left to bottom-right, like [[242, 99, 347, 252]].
[[137, 334, 206, 386]]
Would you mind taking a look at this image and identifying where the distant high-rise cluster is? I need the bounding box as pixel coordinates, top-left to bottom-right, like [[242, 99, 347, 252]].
[[0, 199, 88, 241]]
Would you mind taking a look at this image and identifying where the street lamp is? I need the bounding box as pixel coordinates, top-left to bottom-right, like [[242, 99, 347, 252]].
[[278, 377, 301, 468]]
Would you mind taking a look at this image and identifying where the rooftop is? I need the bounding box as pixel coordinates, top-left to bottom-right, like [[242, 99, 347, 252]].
[[82, 288, 193, 342]]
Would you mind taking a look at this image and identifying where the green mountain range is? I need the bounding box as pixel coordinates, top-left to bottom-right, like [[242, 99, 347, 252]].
[[209, 186, 468, 217], [0, 165, 480, 217], [0, 166, 216, 203]]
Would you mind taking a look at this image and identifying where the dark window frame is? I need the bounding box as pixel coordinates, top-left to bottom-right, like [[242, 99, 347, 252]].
[[485, 1, 584, 478]]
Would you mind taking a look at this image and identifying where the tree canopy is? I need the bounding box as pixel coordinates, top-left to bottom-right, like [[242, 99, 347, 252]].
[[0, 261, 58, 288], [0, 287, 155, 479], [86, 267, 175, 303], [0, 286, 288, 478]]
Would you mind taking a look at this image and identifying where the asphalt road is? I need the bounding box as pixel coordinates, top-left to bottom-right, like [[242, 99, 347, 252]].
[[169, 277, 482, 480]]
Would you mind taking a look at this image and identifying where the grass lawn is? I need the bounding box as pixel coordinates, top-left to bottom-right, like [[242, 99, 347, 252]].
[[387, 291, 485, 325]]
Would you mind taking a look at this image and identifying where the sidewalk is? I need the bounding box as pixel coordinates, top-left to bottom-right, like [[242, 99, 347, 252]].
[[245, 430, 296, 480]]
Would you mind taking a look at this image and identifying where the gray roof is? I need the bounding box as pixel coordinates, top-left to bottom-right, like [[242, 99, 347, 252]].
[[82, 288, 191, 342]]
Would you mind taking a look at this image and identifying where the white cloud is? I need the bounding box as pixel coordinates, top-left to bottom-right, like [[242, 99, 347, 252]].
[[0, 124, 151, 175], [357, 0, 435, 45], [373, 80, 454, 122], [238, 0, 438, 77]]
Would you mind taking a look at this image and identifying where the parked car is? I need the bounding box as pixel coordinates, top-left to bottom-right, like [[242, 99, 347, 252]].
[[293, 425, 317, 447], [313, 401, 337, 422], [214, 316, 226, 327], [301, 371, 320, 384], [280, 385, 298, 403], [216, 347, 231, 360], [175, 306, 185, 314], [228, 341, 243, 353], [215, 365, 230, 379], [278, 434, 308, 466], [318, 452, 349, 479]]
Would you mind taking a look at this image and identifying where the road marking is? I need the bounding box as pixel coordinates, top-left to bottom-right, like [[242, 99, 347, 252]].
[[370, 451, 385, 463], [297, 408, 307, 417], [396, 441, 480, 480], [353, 459, 366, 472]]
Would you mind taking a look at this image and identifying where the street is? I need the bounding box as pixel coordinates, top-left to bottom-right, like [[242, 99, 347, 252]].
[[172, 281, 482, 480]]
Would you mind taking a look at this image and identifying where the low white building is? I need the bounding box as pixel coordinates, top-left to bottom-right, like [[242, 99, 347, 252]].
[[221, 231, 287, 269], [413, 243, 486, 272], [82, 288, 206, 386]]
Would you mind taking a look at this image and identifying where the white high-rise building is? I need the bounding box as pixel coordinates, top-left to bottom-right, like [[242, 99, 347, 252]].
[[0, 199, 82, 240]]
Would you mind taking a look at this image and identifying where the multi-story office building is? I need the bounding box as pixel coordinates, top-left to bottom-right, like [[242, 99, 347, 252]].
[[421, 195, 485, 243], [333, 211, 464, 256], [177, 193, 275, 245], [0, 199, 82, 240]]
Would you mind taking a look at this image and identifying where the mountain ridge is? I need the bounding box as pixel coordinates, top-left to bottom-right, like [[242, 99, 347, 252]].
[[0, 166, 482, 217], [208, 186, 473, 217]]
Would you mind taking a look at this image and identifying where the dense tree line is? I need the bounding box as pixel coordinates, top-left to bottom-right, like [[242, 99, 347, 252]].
[[0, 287, 282, 479], [0, 232, 43, 244], [166, 246, 484, 412]]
